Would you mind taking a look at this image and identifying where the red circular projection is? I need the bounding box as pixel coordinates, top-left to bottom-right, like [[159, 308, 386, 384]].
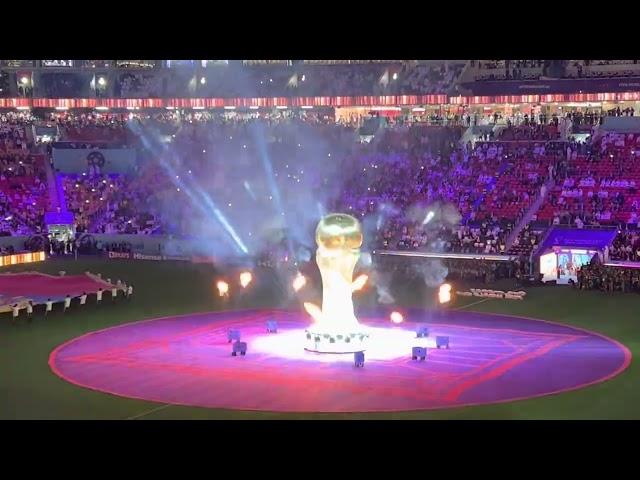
[[49, 309, 631, 413]]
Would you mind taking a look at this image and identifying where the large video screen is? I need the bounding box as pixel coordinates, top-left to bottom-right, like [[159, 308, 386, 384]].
[[557, 251, 594, 284], [540, 252, 557, 282], [540, 250, 596, 284]]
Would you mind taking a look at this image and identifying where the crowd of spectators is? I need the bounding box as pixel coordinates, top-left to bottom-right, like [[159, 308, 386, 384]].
[[497, 123, 560, 141], [170, 62, 465, 98], [63, 173, 161, 235], [471, 60, 547, 81], [374, 255, 529, 287], [116, 72, 163, 98], [0, 62, 464, 99], [471, 60, 640, 82], [0, 112, 33, 151], [539, 132, 640, 227], [53, 112, 130, 144], [577, 262, 640, 293], [4, 107, 640, 282], [0, 71, 10, 97], [40, 72, 88, 97], [609, 231, 640, 261], [100, 114, 567, 259], [566, 60, 640, 79], [396, 63, 464, 95], [508, 224, 544, 257], [0, 113, 47, 236], [0, 173, 47, 236]]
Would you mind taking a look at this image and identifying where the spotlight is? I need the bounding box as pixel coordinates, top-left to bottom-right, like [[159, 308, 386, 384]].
[[97, 77, 106, 86], [20, 76, 29, 85], [216, 280, 229, 296], [390, 311, 404, 324], [292, 273, 307, 292], [200, 77, 206, 85], [422, 211, 435, 225], [239, 271, 253, 288]]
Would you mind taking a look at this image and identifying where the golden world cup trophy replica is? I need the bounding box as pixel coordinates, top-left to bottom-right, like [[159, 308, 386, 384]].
[[304, 213, 369, 353]]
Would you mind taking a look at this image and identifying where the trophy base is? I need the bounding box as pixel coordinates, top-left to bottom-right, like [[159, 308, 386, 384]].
[[304, 329, 369, 354]]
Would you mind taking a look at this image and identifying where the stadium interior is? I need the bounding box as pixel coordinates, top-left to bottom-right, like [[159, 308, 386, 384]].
[[1, 59, 639, 420]]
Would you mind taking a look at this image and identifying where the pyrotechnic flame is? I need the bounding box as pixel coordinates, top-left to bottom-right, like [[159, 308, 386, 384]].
[[390, 311, 404, 324], [216, 280, 229, 296], [239, 271, 252, 288], [351, 274, 368, 292], [438, 283, 452, 304], [292, 273, 307, 292]]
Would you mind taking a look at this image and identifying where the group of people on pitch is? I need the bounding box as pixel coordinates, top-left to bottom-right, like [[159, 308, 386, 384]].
[[10, 280, 133, 323]]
